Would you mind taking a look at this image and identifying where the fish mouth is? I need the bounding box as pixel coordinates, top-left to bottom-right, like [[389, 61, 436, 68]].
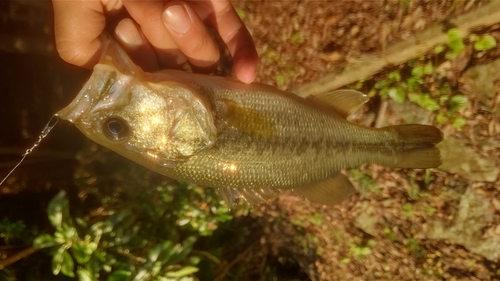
[[56, 65, 117, 123], [56, 78, 95, 123]]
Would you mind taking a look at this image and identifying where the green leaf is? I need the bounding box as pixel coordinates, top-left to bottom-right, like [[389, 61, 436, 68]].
[[61, 250, 75, 277], [291, 32, 303, 45], [72, 241, 97, 264], [388, 87, 405, 103], [434, 45, 445, 54], [310, 213, 323, 226], [148, 241, 173, 263], [436, 113, 448, 123], [388, 71, 401, 82], [474, 35, 497, 51], [452, 117, 466, 129], [107, 270, 132, 281], [449, 95, 468, 111], [374, 79, 389, 90], [408, 93, 439, 111], [133, 268, 152, 281], [235, 8, 246, 20], [0, 218, 27, 244], [402, 203, 414, 217], [445, 51, 458, 60], [61, 225, 78, 241], [422, 100, 440, 111], [77, 267, 96, 281], [405, 238, 421, 252], [33, 234, 59, 248], [411, 65, 424, 78], [89, 221, 110, 245], [108, 209, 133, 228], [423, 62, 434, 75], [275, 74, 286, 88], [52, 245, 67, 275], [165, 236, 196, 266], [47, 190, 71, 231], [165, 266, 199, 278], [447, 28, 465, 53], [406, 77, 422, 91]]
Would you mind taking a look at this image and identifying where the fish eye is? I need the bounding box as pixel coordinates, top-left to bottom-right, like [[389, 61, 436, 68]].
[[103, 117, 130, 141]]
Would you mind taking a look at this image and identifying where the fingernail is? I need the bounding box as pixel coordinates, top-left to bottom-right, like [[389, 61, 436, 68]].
[[235, 49, 258, 84], [115, 19, 143, 47], [163, 4, 191, 35]]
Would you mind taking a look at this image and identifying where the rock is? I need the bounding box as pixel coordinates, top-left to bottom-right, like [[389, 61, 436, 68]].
[[437, 136, 499, 182], [462, 57, 500, 103], [428, 187, 500, 261], [354, 205, 379, 237], [375, 99, 434, 128]]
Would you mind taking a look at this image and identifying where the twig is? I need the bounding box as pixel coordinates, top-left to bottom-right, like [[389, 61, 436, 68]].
[[293, 1, 500, 97], [374, 99, 389, 129], [191, 250, 221, 265], [116, 248, 147, 263], [0, 247, 40, 269], [214, 242, 259, 281]]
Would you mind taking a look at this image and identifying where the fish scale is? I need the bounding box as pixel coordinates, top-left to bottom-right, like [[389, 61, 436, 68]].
[[56, 36, 443, 205]]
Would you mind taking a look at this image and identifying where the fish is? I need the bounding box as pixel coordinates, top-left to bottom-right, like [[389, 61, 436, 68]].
[[56, 36, 443, 206]]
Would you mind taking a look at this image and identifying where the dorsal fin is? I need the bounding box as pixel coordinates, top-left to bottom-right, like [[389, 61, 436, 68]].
[[292, 172, 356, 205], [308, 89, 369, 118]]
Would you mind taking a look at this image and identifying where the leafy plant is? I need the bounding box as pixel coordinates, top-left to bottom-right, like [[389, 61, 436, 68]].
[[473, 34, 497, 51], [436, 94, 468, 129], [349, 239, 375, 260], [291, 32, 303, 46], [370, 44, 469, 129], [374, 60, 433, 105], [446, 28, 465, 59], [349, 169, 378, 197], [383, 227, 397, 242], [0, 218, 29, 244], [408, 93, 439, 111], [401, 203, 414, 217], [404, 237, 420, 252], [32, 187, 233, 281]]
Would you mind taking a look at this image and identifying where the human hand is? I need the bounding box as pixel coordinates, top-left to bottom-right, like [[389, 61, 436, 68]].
[[52, 0, 258, 84]]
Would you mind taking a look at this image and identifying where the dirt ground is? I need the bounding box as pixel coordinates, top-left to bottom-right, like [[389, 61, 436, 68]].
[[227, 1, 500, 280]]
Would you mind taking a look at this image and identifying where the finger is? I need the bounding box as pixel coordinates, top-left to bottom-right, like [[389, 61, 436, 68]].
[[115, 18, 159, 71], [162, 1, 220, 72], [206, 1, 258, 83], [52, 0, 106, 68], [122, 0, 187, 68]]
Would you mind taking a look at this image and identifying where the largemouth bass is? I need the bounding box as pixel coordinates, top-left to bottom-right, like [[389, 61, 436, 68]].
[[57, 37, 443, 205]]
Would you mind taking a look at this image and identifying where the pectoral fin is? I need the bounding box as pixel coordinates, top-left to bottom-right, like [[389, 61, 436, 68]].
[[293, 172, 356, 205], [308, 89, 369, 118], [219, 99, 276, 139]]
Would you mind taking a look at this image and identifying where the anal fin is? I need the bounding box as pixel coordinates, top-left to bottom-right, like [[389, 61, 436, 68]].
[[217, 186, 278, 207], [293, 172, 356, 205]]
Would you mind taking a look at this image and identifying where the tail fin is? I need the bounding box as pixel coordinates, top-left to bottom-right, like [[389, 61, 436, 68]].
[[388, 124, 443, 169]]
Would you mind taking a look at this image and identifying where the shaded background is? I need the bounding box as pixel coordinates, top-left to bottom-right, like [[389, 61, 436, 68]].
[[0, 0, 87, 229]]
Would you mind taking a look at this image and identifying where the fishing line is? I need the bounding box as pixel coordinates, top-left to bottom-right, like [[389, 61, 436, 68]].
[[0, 114, 59, 186]]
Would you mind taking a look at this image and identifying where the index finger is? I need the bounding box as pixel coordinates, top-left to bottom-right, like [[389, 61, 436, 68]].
[[52, 0, 110, 68], [208, 1, 258, 83]]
